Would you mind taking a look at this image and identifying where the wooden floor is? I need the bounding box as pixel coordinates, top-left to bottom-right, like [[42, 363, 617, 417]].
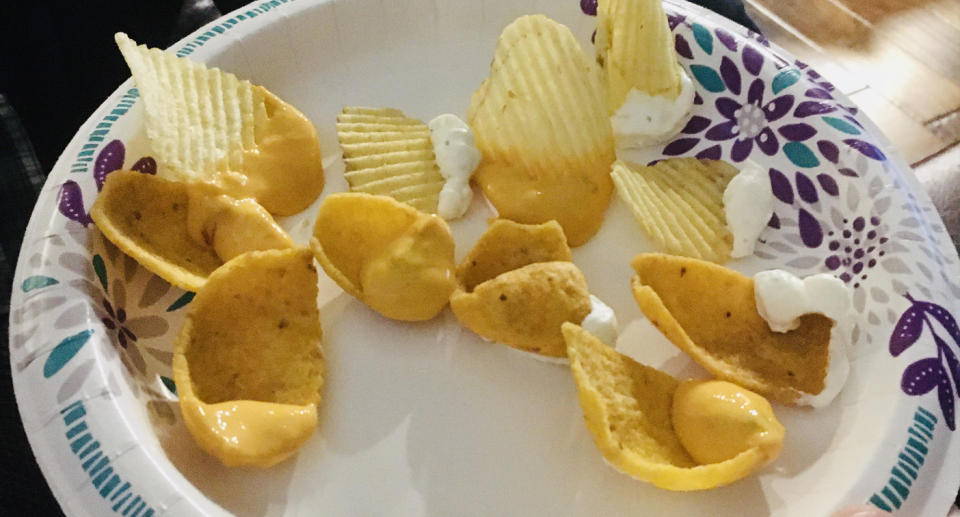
[[743, 0, 960, 169]]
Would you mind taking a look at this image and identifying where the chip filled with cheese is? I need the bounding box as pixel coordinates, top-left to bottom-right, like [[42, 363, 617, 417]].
[[563, 323, 784, 490], [173, 248, 324, 467], [115, 33, 324, 216], [450, 219, 591, 357], [467, 15, 615, 246], [91, 170, 293, 292], [310, 192, 456, 321]]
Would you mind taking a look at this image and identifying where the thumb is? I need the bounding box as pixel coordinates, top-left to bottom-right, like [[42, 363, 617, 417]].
[[831, 505, 894, 517]]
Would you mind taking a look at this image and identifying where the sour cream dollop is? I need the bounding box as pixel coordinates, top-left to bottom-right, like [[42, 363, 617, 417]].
[[754, 270, 852, 408], [581, 295, 618, 346], [723, 160, 774, 258], [610, 70, 695, 152], [428, 114, 482, 220]]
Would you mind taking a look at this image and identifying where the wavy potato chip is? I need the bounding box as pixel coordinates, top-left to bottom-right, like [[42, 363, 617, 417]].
[[116, 33, 324, 215], [630, 253, 834, 405], [337, 107, 445, 213], [456, 219, 572, 292], [611, 158, 737, 263], [563, 323, 782, 490], [172, 248, 324, 467], [467, 15, 615, 246], [91, 170, 293, 291], [310, 193, 455, 321]]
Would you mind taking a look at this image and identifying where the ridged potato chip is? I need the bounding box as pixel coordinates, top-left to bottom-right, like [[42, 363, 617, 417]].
[[563, 323, 783, 490], [91, 170, 293, 291], [611, 158, 737, 263], [595, 0, 685, 113], [450, 219, 588, 357], [336, 107, 445, 214], [173, 248, 324, 467], [310, 193, 455, 321], [630, 253, 834, 405], [115, 33, 324, 215], [467, 15, 615, 246]]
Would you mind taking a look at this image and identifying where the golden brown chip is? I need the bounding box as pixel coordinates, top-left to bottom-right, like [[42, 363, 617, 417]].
[[630, 253, 833, 405], [563, 322, 781, 490], [452, 262, 591, 357], [172, 248, 323, 467], [467, 15, 615, 246], [611, 158, 738, 263], [310, 193, 455, 321]]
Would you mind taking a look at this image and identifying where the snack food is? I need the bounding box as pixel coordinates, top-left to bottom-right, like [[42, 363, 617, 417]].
[[467, 15, 615, 246], [115, 33, 324, 216], [310, 192, 456, 321], [336, 107, 446, 214], [450, 219, 590, 357], [630, 253, 835, 405], [91, 170, 293, 291], [563, 323, 784, 491], [611, 158, 738, 263], [172, 248, 324, 467]]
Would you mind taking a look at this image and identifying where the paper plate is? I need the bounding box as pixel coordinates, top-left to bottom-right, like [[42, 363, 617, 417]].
[[10, 0, 960, 515]]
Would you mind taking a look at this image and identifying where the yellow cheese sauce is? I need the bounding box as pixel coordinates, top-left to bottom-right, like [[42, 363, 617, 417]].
[[671, 380, 784, 466], [359, 215, 457, 321], [185, 188, 293, 262], [218, 86, 324, 216]]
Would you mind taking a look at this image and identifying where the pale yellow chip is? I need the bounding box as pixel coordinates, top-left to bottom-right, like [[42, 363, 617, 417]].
[[452, 262, 591, 357], [336, 107, 445, 214], [115, 33, 324, 215], [456, 219, 572, 292], [630, 253, 834, 405], [467, 15, 615, 247], [310, 193, 456, 321], [595, 0, 685, 113], [612, 158, 737, 263], [91, 170, 293, 292], [563, 322, 780, 490], [172, 248, 324, 467]]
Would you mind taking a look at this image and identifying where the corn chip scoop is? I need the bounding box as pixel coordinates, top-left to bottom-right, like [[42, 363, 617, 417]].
[[611, 158, 738, 263], [115, 33, 324, 216], [467, 15, 615, 247], [172, 248, 324, 468], [336, 107, 445, 214], [450, 220, 590, 357], [595, 0, 685, 113], [91, 170, 294, 292], [310, 193, 456, 321], [562, 323, 784, 491], [630, 253, 834, 405]]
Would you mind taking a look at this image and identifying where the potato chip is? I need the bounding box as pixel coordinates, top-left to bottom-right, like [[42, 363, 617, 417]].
[[452, 262, 591, 357], [456, 219, 572, 292], [172, 248, 324, 467], [467, 15, 615, 246], [630, 253, 834, 405], [91, 170, 293, 291], [337, 107, 445, 213], [563, 322, 781, 490], [611, 158, 737, 263], [595, 0, 685, 113], [115, 33, 324, 215], [310, 193, 456, 321]]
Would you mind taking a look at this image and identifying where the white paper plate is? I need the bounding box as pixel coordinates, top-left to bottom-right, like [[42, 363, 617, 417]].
[[10, 0, 960, 515]]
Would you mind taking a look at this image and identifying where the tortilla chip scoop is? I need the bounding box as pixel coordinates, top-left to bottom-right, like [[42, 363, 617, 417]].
[[629, 253, 834, 405], [173, 248, 324, 467]]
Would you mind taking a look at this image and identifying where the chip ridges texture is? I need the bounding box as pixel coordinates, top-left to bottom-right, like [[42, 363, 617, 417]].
[[337, 107, 445, 214], [596, 0, 684, 113], [467, 15, 615, 247], [612, 158, 737, 263]]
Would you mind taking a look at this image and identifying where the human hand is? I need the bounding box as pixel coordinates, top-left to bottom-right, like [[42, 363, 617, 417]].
[[831, 505, 894, 517]]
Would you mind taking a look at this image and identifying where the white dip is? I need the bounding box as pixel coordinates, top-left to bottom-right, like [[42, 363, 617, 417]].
[[428, 114, 482, 220], [723, 160, 774, 258], [754, 269, 852, 408], [610, 69, 695, 152], [581, 295, 619, 346]]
